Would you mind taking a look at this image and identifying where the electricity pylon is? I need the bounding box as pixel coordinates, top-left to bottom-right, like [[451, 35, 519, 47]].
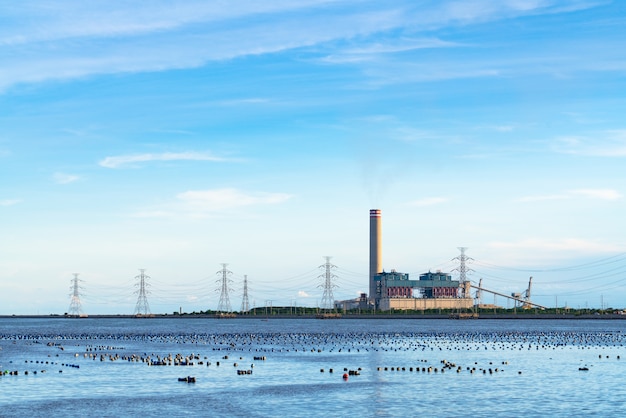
[[452, 247, 474, 298], [134, 269, 151, 316], [318, 256, 338, 310], [240, 275, 250, 313], [216, 264, 233, 313], [68, 273, 84, 317]]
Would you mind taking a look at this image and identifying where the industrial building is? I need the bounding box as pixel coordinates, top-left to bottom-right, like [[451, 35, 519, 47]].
[[368, 209, 474, 311]]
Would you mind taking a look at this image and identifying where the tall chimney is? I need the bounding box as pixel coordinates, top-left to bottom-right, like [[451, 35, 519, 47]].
[[369, 209, 382, 303]]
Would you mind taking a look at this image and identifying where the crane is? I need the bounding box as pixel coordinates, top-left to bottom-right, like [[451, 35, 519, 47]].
[[471, 276, 546, 310], [522, 276, 533, 309]]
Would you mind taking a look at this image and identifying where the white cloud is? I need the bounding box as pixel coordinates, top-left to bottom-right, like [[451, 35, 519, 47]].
[[0, 0, 603, 91], [99, 151, 228, 168], [298, 290, 311, 298], [570, 189, 622, 200], [554, 130, 626, 157], [177, 188, 292, 212], [517, 194, 569, 202], [0, 1, 335, 46], [361, 64, 502, 87], [0, 199, 21, 206], [129, 188, 292, 219], [53, 172, 80, 184], [437, 0, 599, 22], [408, 197, 449, 207], [321, 37, 460, 63]]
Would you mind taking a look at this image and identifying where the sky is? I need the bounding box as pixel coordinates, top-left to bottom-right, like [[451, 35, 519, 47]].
[[1, 0, 626, 314]]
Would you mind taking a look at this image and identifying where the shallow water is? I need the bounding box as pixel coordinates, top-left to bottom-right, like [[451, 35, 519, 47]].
[[1, 317, 625, 417]]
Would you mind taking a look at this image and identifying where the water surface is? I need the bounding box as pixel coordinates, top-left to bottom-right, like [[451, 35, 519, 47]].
[[1, 317, 624, 417]]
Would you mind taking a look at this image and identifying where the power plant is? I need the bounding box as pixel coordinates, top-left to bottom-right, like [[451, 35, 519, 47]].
[[57, 209, 547, 315], [368, 209, 474, 311]]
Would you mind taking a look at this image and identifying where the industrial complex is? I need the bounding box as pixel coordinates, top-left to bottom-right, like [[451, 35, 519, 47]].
[[365, 209, 474, 311], [66, 207, 546, 316]]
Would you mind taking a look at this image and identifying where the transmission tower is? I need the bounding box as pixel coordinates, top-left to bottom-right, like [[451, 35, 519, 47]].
[[134, 269, 151, 316], [318, 256, 338, 310], [216, 264, 233, 313], [240, 275, 250, 313], [452, 247, 474, 298], [68, 273, 84, 316]]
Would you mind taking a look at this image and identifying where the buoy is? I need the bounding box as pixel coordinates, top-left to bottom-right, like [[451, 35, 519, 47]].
[[342, 373, 348, 380]]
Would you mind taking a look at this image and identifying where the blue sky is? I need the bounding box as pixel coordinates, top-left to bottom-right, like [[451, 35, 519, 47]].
[[1, 0, 626, 314]]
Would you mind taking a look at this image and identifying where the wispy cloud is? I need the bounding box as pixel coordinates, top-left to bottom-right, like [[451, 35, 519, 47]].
[[217, 98, 271, 106], [298, 290, 311, 298], [408, 197, 449, 207], [0, 0, 604, 91], [517, 194, 568, 202], [553, 130, 626, 157], [132, 187, 293, 218], [0, 1, 334, 46], [99, 151, 229, 168], [518, 188, 622, 202], [570, 189, 622, 200], [53, 172, 80, 184], [177, 188, 292, 212], [0, 199, 21, 206], [359, 62, 502, 87], [435, 0, 602, 22], [321, 37, 459, 64]]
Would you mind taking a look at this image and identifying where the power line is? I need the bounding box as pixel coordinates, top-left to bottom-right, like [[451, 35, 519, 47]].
[[473, 252, 626, 273]]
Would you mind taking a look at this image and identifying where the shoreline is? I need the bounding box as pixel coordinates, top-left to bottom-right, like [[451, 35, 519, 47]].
[[2, 313, 625, 320]]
